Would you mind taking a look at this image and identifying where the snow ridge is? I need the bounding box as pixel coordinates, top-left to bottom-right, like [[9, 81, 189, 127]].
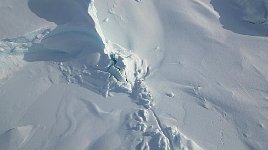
[[0, 1, 203, 149], [86, 1, 203, 150], [56, 1, 154, 109]]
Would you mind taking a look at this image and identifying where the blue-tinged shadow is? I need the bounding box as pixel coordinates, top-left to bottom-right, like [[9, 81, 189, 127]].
[[25, 0, 105, 62], [210, 0, 268, 36]]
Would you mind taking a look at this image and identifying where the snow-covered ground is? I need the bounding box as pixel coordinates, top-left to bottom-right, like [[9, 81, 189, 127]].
[[0, 0, 268, 149]]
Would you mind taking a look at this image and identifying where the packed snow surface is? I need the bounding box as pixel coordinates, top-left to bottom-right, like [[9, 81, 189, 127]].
[[0, 0, 268, 150]]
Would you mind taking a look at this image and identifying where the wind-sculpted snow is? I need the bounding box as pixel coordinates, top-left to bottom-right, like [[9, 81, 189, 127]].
[[2, 0, 268, 149], [0, 1, 204, 149], [0, 1, 153, 108]]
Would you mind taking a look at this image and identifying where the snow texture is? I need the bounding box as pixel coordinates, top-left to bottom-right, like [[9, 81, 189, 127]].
[[0, 0, 268, 150]]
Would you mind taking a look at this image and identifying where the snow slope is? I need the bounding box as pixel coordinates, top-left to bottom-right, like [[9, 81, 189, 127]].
[[0, 0, 268, 150]]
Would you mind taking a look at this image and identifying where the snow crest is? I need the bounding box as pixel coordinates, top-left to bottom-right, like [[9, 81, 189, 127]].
[[0, 1, 204, 149]]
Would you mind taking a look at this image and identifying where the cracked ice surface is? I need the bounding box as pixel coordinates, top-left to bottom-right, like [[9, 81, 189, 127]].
[[3, 0, 268, 149], [0, 29, 51, 84], [0, 1, 153, 108], [0, 1, 201, 149], [56, 1, 154, 108]]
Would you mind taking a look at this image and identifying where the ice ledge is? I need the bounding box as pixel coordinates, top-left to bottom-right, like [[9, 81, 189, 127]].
[[0, 0, 153, 109], [90, 1, 153, 108], [54, 0, 154, 108]]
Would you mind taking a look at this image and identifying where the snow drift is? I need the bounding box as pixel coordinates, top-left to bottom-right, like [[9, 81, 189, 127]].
[[0, 0, 268, 150]]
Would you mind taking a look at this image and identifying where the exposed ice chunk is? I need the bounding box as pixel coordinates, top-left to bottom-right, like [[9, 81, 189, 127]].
[[56, 39, 153, 108], [166, 92, 175, 98], [164, 127, 203, 150]]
